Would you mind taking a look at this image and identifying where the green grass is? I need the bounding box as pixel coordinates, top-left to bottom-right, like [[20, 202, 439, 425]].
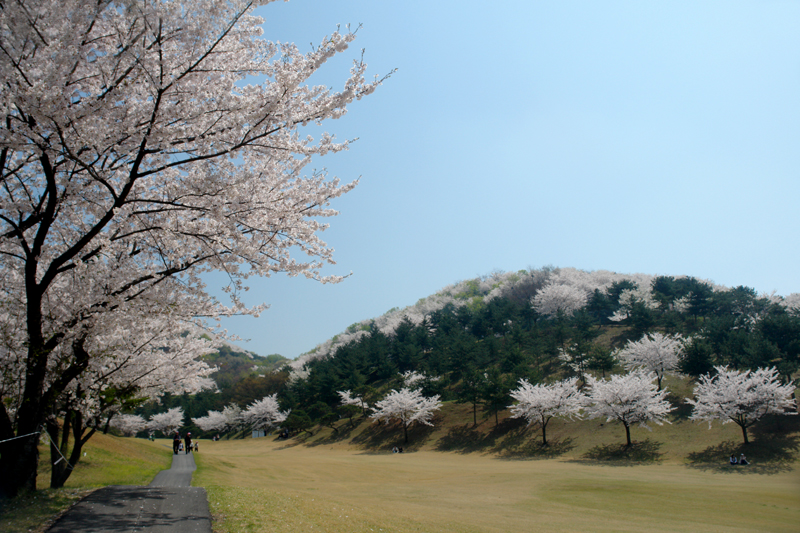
[[0, 432, 172, 533]]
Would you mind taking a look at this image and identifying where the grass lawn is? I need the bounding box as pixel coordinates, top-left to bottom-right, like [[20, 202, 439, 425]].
[[0, 432, 172, 533], [194, 408, 800, 533]]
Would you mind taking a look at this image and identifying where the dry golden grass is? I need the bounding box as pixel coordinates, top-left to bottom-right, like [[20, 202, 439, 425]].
[[194, 407, 800, 533]]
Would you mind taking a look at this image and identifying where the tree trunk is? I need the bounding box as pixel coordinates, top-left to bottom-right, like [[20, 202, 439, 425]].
[[0, 335, 91, 497], [741, 423, 749, 445], [624, 422, 632, 447], [541, 420, 548, 447], [472, 403, 477, 427], [48, 409, 96, 489], [0, 428, 40, 498], [403, 422, 409, 444]]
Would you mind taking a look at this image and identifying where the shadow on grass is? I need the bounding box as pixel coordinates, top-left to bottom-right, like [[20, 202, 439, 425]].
[[570, 439, 665, 466], [304, 418, 366, 447], [496, 437, 576, 460], [685, 414, 800, 475], [666, 391, 693, 421], [349, 419, 437, 453], [435, 424, 500, 453]]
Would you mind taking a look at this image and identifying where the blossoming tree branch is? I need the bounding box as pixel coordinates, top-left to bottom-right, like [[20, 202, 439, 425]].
[[0, 0, 389, 497]]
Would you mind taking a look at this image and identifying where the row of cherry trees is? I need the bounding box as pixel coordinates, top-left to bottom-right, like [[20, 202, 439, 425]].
[[177, 360, 794, 450], [0, 0, 387, 496], [509, 367, 795, 447]]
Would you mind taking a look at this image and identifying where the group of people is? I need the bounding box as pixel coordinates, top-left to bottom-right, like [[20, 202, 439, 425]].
[[173, 431, 198, 454], [391, 446, 404, 453], [729, 453, 749, 465]]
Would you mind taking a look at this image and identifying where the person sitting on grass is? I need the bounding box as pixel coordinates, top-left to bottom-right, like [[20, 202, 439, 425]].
[[729, 454, 737, 465], [739, 454, 749, 465]]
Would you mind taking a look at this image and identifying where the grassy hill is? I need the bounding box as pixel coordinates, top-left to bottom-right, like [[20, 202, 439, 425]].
[[286, 376, 799, 472]]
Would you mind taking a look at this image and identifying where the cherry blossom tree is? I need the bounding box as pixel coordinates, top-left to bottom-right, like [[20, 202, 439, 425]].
[[532, 283, 588, 318], [35, 305, 218, 488], [147, 407, 185, 437], [585, 372, 674, 446], [192, 411, 230, 433], [370, 388, 442, 444], [110, 414, 147, 437], [508, 378, 585, 446], [242, 394, 288, 432], [686, 366, 797, 445], [0, 0, 388, 496], [338, 390, 370, 417], [615, 332, 685, 390]]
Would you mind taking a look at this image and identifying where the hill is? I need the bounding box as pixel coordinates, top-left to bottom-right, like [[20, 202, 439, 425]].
[[274, 267, 798, 424], [143, 266, 799, 447]]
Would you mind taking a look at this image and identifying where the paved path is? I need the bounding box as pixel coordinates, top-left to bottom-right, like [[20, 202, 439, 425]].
[[47, 452, 212, 533]]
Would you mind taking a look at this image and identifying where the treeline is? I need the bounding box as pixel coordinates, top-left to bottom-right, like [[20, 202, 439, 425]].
[[135, 347, 289, 436], [280, 275, 799, 423], [140, 271, 800, 437]]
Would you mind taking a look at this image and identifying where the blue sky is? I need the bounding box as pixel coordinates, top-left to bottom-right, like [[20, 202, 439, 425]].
[[209, 0, 800, 358]]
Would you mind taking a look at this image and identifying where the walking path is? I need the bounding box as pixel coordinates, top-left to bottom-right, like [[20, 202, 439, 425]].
[[47, 452, 212, 533]]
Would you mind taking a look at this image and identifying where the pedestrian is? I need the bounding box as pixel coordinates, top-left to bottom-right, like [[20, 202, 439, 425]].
[[185, 432, 193, 454], [173, 431, 181, 455]]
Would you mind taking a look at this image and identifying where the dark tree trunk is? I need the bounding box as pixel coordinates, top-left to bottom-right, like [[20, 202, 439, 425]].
[[541, 420, 548, 446], [473, 403, 477, 427], [741, 423, 749, 445], [624, 422, 632, 447], [403, 422, 409, 444], [48, 409, 96, 489]]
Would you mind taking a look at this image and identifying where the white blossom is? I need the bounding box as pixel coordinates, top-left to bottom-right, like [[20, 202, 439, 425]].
[[370, 387, 441, 443], [242, 394, 288, 431], [532, 283, 588, 318], [508, 378, 585, 445], [585, 372, 674, 446], [338, 390, 370, 414], [192, 410, 230, 433], [615, 333, 685, 390], [110, 414, 147, 437], [148, 407, 185, 436], [686, 366, 797, 444], [0, 0, 388, 494], [780, 293, 800, 315]]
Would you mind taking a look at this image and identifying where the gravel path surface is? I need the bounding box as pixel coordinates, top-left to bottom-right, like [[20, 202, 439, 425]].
[[47, 452, 212, 533]]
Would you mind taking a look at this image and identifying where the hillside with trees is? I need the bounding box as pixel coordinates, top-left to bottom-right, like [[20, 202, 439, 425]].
[[155, 267, 797, 454]]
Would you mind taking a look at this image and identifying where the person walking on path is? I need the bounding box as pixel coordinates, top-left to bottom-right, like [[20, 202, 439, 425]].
[[47, 445, 211, 532], [184, 432, 193, 454], [173, 431, 181, 455]]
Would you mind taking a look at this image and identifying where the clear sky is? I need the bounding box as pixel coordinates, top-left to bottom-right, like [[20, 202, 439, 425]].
[[207, 0, 800, 359]]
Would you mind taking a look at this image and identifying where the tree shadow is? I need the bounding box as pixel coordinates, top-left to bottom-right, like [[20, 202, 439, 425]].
[[685, 421, 799, 475], [435, 424, 501, 453], [495, 437, 576, 460], [571, 439, 665, 465], [304, 419, 365, 447], [666, 391, 693, 420], [349, 420, 436, 453]]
